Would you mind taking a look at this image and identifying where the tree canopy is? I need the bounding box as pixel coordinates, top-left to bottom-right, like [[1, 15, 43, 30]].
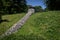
[[0, 0, 27, 22], [34, 6, 43, 12], [45, 0, 60, 10]]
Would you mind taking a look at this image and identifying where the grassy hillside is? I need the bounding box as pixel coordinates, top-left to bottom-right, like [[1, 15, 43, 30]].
[[0, 11, 60, 40], [0, 13, 25, 35]]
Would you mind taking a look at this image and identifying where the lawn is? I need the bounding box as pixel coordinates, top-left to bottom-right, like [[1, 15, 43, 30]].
[[0, 11, 60, 40], [0, 13, 25, 35]]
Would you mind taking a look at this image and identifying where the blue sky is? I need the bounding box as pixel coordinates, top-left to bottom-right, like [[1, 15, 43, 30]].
[[26, 0, 46, 9]]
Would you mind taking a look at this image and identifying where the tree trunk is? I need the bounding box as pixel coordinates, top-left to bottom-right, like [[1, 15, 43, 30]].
[[0, 14, 2, 23]]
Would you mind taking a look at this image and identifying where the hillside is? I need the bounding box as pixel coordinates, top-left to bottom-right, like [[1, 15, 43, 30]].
[[0, 11, 60, 40]]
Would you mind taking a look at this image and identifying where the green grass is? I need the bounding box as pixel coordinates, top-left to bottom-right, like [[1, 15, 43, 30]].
[[0, 11, 60, 40], [0, 13, 25, 35]]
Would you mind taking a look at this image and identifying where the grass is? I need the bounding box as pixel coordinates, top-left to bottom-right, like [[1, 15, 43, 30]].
[[0, 11, 60, 40], [0, 13, 25, 35]]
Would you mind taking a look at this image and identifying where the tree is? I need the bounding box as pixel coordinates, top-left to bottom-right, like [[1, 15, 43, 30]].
[[0, 16, 1, 22], [3, 0, 27, 14], [8, 0, 27, 13], [0, 0, 3, 22], [45, 0, 60, 10], [27, 5, 33, 8], [1, 0, 27, 14], [34, 6, 43, 12], [0, 0, 27, 23]]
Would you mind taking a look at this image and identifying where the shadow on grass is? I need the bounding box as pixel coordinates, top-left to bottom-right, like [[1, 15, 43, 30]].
[[0, 19, 9, 23], [2, 11, 27, 16], [0, 34, 45, 40]]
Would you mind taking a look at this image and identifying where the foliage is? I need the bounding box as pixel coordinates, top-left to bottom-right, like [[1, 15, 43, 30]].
[[44, 8, 49, 11], [45, 0, 60, 10], [34, 6, 43, 12], [4, 0, 27, 13], [0, 14, 2, 23], [27, 5, 33, 8], [0, 0, 27, 22], [0, 0, 3, 22]]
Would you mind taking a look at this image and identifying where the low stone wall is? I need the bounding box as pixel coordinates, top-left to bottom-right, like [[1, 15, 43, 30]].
[[0, 9, 35, 38]]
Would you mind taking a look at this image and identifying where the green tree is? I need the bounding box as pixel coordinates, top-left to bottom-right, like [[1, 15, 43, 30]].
[[5, 0, 27, 14], [0, 0, 3, 22], [27, 5, 33, 8], [34, 6, 43, 12], [45, 0, 60, 10], [0, 0, 27, 23]]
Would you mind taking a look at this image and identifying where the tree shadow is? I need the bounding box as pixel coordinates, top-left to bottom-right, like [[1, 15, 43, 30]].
[[0, 34, 46, 40], [0, 19, 9, 23]]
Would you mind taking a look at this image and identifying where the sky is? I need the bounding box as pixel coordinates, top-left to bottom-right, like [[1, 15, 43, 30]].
[[26, 0, 46, 9]]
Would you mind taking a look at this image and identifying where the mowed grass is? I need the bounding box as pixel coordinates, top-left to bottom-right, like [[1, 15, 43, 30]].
[[0, 11, 60, 40], [0, 13, 25, 35]]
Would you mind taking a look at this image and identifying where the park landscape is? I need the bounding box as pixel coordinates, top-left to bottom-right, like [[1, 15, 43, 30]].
[[0, 0, 60, 40]]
